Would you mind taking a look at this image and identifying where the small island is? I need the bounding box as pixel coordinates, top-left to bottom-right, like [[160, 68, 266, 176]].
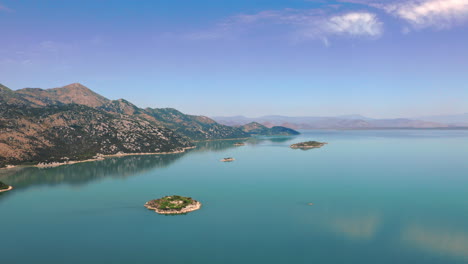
[[233, 142, 245, 146], [220, 157, 235, 162], [290, 141, 327, 150], [0, 181, 13, 193], [145, 195, 202, 214]]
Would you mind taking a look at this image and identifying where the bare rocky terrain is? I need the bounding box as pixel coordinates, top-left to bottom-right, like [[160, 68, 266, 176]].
[[0, 83, 248, 167]]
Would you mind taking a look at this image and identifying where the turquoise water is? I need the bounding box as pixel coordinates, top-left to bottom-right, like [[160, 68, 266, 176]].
[[1, 130, 467, 264]]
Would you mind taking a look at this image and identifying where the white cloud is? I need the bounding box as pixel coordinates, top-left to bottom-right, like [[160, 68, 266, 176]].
[[187, 9, 383, 43], [298, 12, 383, 45], [322, 12, 383, 36], [376, 0, 468, 29]]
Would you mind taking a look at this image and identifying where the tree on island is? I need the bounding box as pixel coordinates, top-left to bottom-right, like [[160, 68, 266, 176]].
[[0, 181, 10, 190], [290, 141, 327, 149]]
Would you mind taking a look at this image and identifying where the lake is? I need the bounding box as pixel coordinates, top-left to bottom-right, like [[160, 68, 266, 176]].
[[1, 130, 467, 264]]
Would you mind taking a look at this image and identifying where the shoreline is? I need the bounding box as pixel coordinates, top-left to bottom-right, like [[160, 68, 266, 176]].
[[3, 146, 197, 169], [193, 137, 250, 142], [0, 186, 13, 193], [0, 165, 17, 171], [290, 142, 327, 149], [144, 201, 202, 214], [1, 137, 252, 169]]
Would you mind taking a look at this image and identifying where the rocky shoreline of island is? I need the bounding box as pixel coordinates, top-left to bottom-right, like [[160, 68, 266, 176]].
[[290, 141, 327, 149], [144, 195, 202, 215], [193, 137, 250, 143], [0, 186, 13, 193], [0, 181, 13, 193], [145, 201, 202, 214]]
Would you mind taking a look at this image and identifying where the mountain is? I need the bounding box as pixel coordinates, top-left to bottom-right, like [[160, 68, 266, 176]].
[[239, 122, 300, 136], [16, 83, 249, 141], [0, 83, 247, 167], [417, 113, 468, 127], [335, 114, 373, 120], [212, 115, 457, 129], [15, 83, 110, 107], [145, 108, 248, 141], [0, 96, 192, 167], [211, 115, 254, 127]]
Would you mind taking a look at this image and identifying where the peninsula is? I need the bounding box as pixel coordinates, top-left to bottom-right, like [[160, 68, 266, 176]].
[[0, 83, 296, 168], [144, 195, 202, 214], [290, 141, 327, 150]]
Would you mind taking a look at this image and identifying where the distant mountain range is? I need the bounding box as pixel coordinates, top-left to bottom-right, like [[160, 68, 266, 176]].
[[212, 114, 468, 129], [0, 83, 297, 167], [415, 114, 468, 127]]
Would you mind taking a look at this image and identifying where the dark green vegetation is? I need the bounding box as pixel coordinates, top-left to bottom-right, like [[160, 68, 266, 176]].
[[239, 122, 300, 136], [145, 108, 248, 141], [0, 154, 185, 190], [0, 181, 10, 190], [0, 83, 250, 167], [290, 141, 327, 149], [147, 195, 196, 211]]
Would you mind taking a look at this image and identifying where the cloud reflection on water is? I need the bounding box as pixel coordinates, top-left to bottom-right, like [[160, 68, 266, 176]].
[[401, 223, 468, 259], [326, 213, 382, 240]]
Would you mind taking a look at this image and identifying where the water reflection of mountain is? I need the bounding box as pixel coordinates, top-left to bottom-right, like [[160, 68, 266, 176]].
[[0, 153, 186, 189], [2, 137, 297, 193], [247, 136, 297, 145], [193, 137, 296, 151], [194, 140, 248, 152], [0, 140, 249, 190]]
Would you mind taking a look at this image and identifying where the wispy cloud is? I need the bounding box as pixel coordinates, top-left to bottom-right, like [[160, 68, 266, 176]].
[[374, 0, 468, 30], [0, 4, 12, 12], [186, 9, 383, 44], [181, 0, 468, 42], [308, 12, 383, 37]]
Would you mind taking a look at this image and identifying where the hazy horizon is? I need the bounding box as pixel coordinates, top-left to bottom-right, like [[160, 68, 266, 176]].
[[2, 81, 467, 120], [1, 0, 467, 118]]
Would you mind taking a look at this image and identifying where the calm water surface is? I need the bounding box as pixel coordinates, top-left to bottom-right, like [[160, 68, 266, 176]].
[[1, 130, 467, 264]]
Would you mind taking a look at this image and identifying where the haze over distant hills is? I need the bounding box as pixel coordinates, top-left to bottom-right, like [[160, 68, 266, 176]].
[[212, 114, 468, 129], [415, 114, 468, 127]]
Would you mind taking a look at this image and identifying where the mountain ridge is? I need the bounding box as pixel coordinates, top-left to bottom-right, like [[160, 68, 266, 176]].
[[212, 115, 465, 129], [0, 83, 250, 167], [15, 83, 110, 108], [10, 83, 250, 141]]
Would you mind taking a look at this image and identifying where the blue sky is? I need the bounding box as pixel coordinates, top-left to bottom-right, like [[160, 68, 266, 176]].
[[1, 0, 467, 118]]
